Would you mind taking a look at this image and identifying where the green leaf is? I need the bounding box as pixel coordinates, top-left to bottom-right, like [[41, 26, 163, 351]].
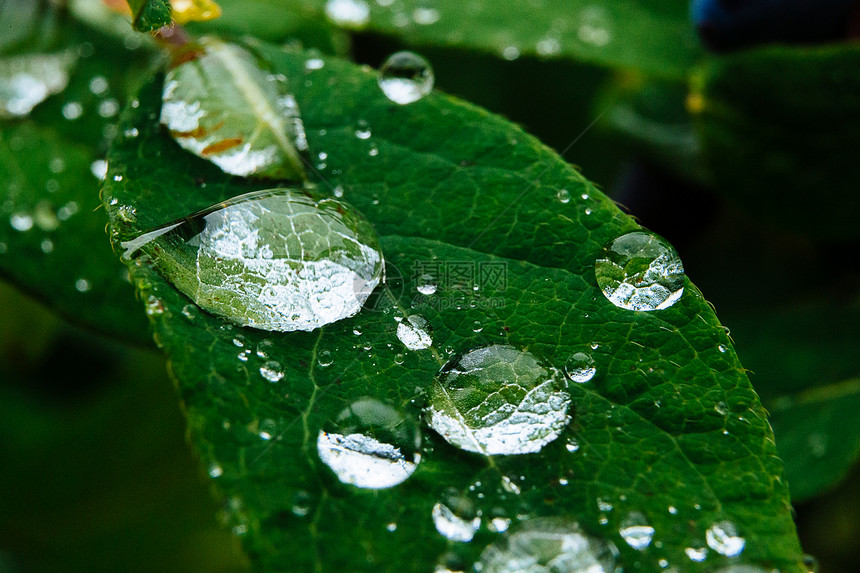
[[103, 42, 805, 571], [126, 0, 173, 32], [692, 44, 860, 239], [305, 0, 701, 78], [768, 379, 860, 504], [0, 8, 153, 343]]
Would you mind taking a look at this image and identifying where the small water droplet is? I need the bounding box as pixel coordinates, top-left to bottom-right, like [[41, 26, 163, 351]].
[[426, 345, 571, 455], [501, 46, 520, 60], [75, 278, 91, 292], [260, 361, 284, 382], [536, 36, 561, 56], [413, 7, 440, 25], [557, 189, 571, 203], [316, 398, 421, 489], [379, 51, 434, 105], [305, 57, 325, 71], [90, 159, 108, 180], [318, 349, 333, 367], [471, 320, 483, 333], [619, 511, 655, 550], [89, 75, 108, 95], [61, 101, 82, 120], [386, 522, 397, 532], [595, 231, 685, 311], [476, 518, 618, 573], [718, 344, 727, 353], [394, 353, 405, 365], [291, 490, 312, 516], [564, 352, 596, 383], [685, 546, 708, 562], [121, 189, 384, 332], [417, 273, 438, 295], [40, 238, 54, 253], [208, 464, 223, 478], [500, 475, 521, 495], [668, 506, 678, 515], [565, 437, 580, 452], [0, 51, 76, 118], [432, 492, 480, 542], [802, 554, 820, 573], [324, 0, 370, 28], [97, 98, 119, 118], [706, 521, 745, 557], [10, 213, 33, 232], [396, 315, 433, 350]]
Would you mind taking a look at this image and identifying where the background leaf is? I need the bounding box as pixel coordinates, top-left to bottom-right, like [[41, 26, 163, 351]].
[[103, 42, 805, 572]]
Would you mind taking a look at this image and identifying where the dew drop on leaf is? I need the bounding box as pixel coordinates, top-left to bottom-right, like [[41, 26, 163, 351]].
[[259, 360, 284, 382], [416, 273, 438, 295], [396, 314, 433, 350], [476, 517, 618, 573], [160, 37, 308, 180], [121, 188, 384, 332], [432, 491, 480, 542], [426, 345, 571, 455], [619, 511, 655, 550], [594, 231, 685, 311], [378, 51, 434, 105], [0, 51, 76, 118], [705, 521, 745, 557], [564, 352, 596, 383], [324, 0, 370, 28], [316, 398, 421, 489]]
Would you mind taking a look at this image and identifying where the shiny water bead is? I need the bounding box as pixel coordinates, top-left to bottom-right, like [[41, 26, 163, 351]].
[[316, 398, 421, 489], [121, 188, 383, 332], [160, 37, 307, 180], [426, 345, 571, 456], [476, 517, 619, 573], [595, 231, 685, 311], [378, 51, 434, 105], [0, 51, 76, 118]]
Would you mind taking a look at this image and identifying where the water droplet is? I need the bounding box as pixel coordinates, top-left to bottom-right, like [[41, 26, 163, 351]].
[[97, 98, 119, 118], [417, 274, 438, 295], [386, 522, 397, 532], [40, 238, 54, 253], [490, 516, 511, 533], [477, 517, 618, 573], [564, 352, 596, 383], [597, 499, 613, 512], [472, 320, 483, 333], [355, 120, 372, 140], [9, 213, 33, 232], [413, 7, 440, 25], [396, 315, 433, 350], [317, 349, 333, 367], [291, 490, 312, 516], [61, 101, 82, 120], [379, 51, 434, 105], [122, 189, 384, 332], [160, 37, 307, 180], [324, 0, 370, 28], [208, 463, 223, 478], [75, 278, 91, 292], [565, 437, 580, 452], [557, 189, 571, 204], [501, 46, 520, 61], [668, 506, 678, 515], [536, 36, 561, 56], [305, 57, 325, 71], [90, 159, 108, 181], [426, 345, 572, 455], [394, 353, 405, 365], [595, 231, 685, 311], [578, 6, 613, 47], [260, 361, 284, 382], [619, 511, 655, 550], [432, 493, 481, 542], [706, 521, 745, 557], [718, 344, 727, 353], [117, 204, 136, 223], [0, 51, 76, 118], [316, 398, 421, 489], [685, 546, 708, 562]]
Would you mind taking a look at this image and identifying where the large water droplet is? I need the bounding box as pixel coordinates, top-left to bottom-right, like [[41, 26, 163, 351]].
[[476, 517, 618, 573], [324, 0, 370, 28], [316, 398, 421, 489], [396, 314, 433, 350], [0, 51, 76, 118], [379, 51, 434, 105], [706, 521, 745, 557], [564, 352, 596, 383], [432, 491, 481, 542], [426, 345, 571, 455], [160, 37, 307, 180], [619, 511, 655, 550], [122, 188, 384, 332], [595, 231, 685, 311]]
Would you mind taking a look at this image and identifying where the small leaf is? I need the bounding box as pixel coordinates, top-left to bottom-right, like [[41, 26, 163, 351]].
[[161, 37, 308, 180], [104, 44, 806, 571], [126, 0, 173, 32], [768, 379, 860, 503]]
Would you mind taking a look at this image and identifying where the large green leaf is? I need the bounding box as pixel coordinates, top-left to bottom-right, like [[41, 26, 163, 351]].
[[692, 44, 860, 240], [103, 42, 805, 571], [0, 9, 154, 343], [300, 0, 701, 78]]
